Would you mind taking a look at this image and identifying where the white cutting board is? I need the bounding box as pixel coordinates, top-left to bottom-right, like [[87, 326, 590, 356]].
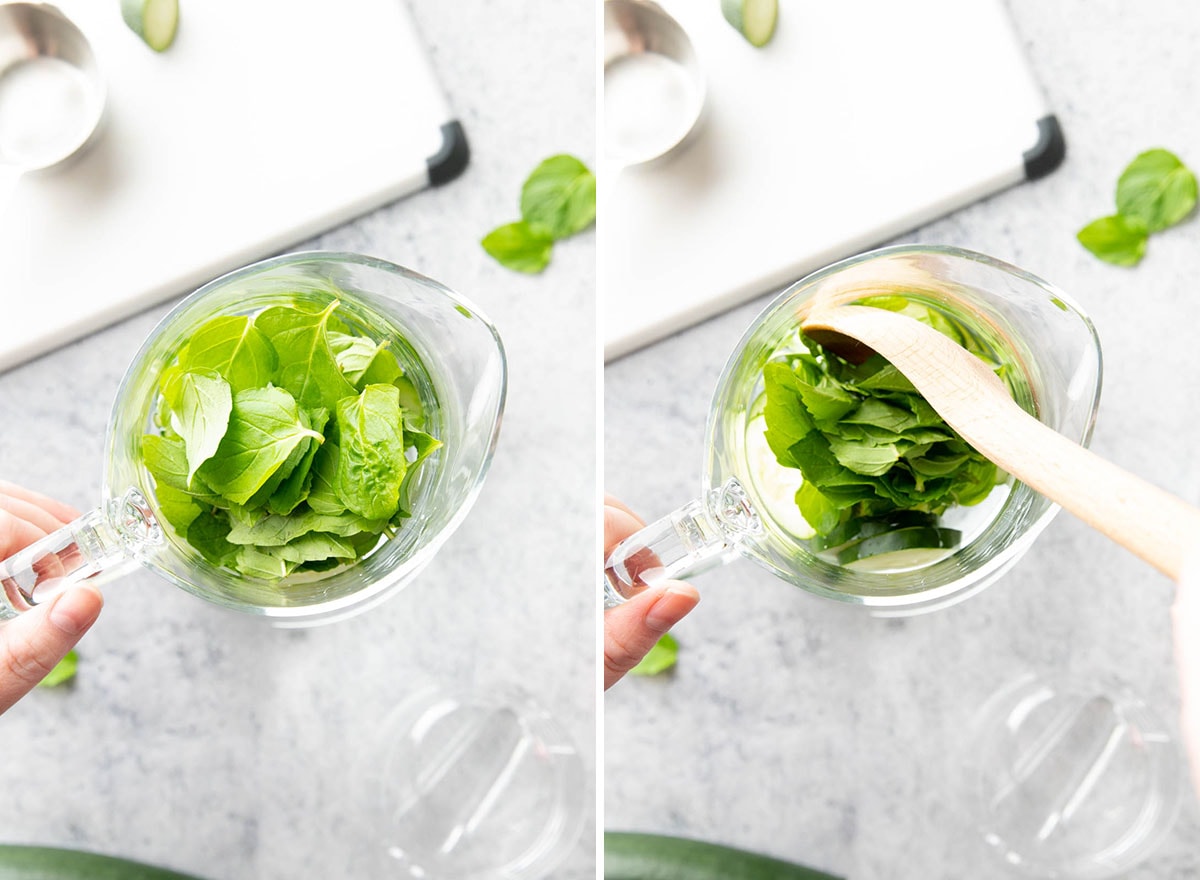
[[603, 0, 1061, 360], [0, 0, 462, 372]]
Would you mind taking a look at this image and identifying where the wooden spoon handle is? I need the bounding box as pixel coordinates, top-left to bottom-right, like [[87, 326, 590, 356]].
[[968, 403, 1200, 581], [804, 305, 1200, 580]]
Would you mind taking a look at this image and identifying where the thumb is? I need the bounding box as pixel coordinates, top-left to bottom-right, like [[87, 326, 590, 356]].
[[0, 585, 103, 715], [604, 580, 699, 690]]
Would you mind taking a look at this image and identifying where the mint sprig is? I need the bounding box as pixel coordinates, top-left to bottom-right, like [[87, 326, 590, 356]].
[[1078, 148, 1197, 266], [482, 154, 595, 274]]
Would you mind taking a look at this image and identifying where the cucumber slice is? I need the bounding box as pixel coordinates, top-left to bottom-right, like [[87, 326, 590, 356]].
[[720, 0, 778, 47], [835, 526, 961, 570], [810, 510, 938, 553], [121, 0, 180, 52]]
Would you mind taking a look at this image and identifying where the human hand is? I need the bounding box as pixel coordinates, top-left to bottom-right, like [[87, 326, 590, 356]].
[[0, 481, 103, 715], [603, 496, 699, 690], [1175, 551, 1200, 795]]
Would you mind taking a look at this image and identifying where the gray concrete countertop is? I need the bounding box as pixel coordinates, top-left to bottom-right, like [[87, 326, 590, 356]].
[[0, 1, 596, 877], [604, 1, 1200, 877]]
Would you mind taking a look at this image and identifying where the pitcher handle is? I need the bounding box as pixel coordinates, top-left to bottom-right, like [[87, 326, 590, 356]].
[[0, 489, 160, 620], [603, 478, 760, 608]]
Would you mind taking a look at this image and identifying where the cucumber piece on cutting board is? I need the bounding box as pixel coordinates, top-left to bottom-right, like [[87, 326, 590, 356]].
[[121, 0, 180, 52], [720, 0, 779, 47]]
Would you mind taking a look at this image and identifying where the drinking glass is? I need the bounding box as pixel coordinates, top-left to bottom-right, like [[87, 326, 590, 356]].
[[1, 252, 506, 627]]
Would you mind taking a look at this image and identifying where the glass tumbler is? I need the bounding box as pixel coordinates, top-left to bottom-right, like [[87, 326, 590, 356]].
[[605, 245, 1103, 615], [0, 252, 507, 627]]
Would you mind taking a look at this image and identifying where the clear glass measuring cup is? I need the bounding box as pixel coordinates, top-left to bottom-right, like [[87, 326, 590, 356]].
[[0, 252, 506, 627], [605, 245, 1103, 615]]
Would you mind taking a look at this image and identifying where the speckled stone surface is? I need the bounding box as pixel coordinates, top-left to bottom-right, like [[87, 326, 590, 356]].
[[604, 1, 1200, 877], [0, 2, 596, 877]]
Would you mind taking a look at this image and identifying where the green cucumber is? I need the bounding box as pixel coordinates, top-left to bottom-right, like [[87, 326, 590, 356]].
[[720, 0, 778, 47], [835, 525, 961, 569], [809, 510, 938, 553], [121, 0, 180, 52], [605, 832, 844, 880], [0, 846, 205, 879]]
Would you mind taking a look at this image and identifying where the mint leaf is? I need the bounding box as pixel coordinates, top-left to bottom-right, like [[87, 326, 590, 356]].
[[306, 440, 347, 515], [267, 408, 329, 516], [481, 222, 554, 274], [38, 650, 78, 688], [152, 483, 203, 535], [197, 386, 323, 505], [187, 510, 239, 568], [335, 384, 408, 520], [630, 633, 679, 677], [273, 533, 357, 565], [255, 300, 357, 411], [1115, 148, 1198, 233], [180, 315, 277, 389], [1077, 214, 1148, 266], [162, 369, 232, 482], [235, 546, 291, 580], [520, 154, 596, 239], [225, 506, 385, 545]]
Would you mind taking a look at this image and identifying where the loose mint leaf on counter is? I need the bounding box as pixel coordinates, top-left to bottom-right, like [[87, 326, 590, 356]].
[[481, 222, 554, 274], [1115, 148, 1198, 233], [630, 633, 679, 677], [1078, 148, 1195, 265], [520, 154, 597, 239], [1077, 215, 1149, 266], [38, 650, 78, 688], [482, 153, 594, 273]]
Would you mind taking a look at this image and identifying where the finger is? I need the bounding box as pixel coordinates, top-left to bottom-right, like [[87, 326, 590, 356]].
[[604, 579, 699, 690], [0, 510, 47, 560], [0, 495, 69, 535], [603, 495, 643, 523], [604, 505, 646, 554], [0, 481, 81, 524], [0, 585, 104, 715]]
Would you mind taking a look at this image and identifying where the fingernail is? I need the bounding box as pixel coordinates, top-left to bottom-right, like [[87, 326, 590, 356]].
[[47, 586, 104, 636], [645, 582, 700, 633]]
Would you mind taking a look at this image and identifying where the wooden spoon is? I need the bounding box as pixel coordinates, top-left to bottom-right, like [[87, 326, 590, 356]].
[[801, 304, 1200, 580]]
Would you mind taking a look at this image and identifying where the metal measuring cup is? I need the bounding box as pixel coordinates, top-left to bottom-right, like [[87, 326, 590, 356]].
[[0, 2, 105, 181], [603, 0, 705, 169]]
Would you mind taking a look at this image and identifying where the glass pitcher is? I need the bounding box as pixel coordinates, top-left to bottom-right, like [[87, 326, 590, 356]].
[[0, 252, 506, 627], [605, 245, 1103, 615]]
